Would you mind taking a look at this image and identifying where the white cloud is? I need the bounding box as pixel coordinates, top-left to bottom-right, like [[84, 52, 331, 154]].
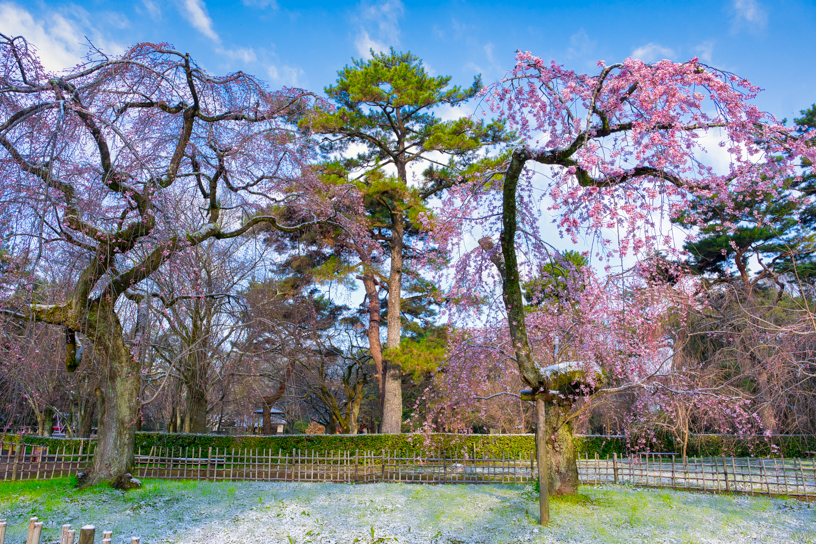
[[631, 43, 676, 63], [243, 0, 278, 8], [218, 46, 257, 63], [0, 2, 124, 71], [354, 29, 388, 57], [141, 0, 162, 20], [103, 11, 131, 30], [732, 0, 767, 30], [179, 0, 220, 42], [353, 0, 404, 58], [267, 64, 304, 87], [695, 41, 714, 63], [483, 43, 495, 64], [566, 28, 595, 60]]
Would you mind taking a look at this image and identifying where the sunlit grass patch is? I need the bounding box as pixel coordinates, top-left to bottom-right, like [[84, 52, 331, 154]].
[[0, 480, 812, 543]]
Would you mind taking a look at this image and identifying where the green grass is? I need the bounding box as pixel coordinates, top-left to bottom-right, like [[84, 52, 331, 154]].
[[0, 479, 813, 543]]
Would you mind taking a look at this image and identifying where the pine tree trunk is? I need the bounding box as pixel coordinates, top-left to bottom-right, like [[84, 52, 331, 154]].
[[381, 212, 404, 434], [361, 274, 385, 419]]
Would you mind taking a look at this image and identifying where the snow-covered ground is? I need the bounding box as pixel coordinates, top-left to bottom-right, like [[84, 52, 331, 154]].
[[2, 479, 815, 543]]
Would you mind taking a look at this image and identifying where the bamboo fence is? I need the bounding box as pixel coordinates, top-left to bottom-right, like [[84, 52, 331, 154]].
[[2, 441, 815, 500]]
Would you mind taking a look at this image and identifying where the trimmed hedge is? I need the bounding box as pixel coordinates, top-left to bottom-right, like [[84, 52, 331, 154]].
[[132, 432, 536, 457], [5, 432, 815, 458]]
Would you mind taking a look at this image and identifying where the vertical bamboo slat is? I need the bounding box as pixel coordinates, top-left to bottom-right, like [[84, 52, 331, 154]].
[[11, 444, 22, 481]]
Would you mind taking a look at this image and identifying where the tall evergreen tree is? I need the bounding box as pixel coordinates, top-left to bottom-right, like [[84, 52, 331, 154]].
[[309, 49, 510, 432]]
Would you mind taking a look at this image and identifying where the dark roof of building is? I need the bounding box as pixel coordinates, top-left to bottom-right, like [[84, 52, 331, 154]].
[[253, 408, 285, 415]]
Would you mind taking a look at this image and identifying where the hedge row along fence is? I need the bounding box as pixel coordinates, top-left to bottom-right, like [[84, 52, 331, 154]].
[[4, 433, 815, 458]]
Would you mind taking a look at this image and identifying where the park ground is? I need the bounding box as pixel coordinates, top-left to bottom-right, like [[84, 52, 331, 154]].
[[1, 478, 814, 544]]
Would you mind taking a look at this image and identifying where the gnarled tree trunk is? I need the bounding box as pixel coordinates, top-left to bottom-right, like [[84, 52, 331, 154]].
[[86, 305, 140, 486], [543, 403, 579, 495]]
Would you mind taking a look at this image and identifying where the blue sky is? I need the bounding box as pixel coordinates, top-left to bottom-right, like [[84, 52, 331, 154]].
[[2, 0, 815, 122]]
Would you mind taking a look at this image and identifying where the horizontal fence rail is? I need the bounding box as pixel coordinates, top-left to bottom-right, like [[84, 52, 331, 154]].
[[2, 442, 815, 500]]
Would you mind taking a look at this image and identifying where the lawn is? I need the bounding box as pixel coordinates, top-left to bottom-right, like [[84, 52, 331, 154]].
[[0, 478, 814, 543]]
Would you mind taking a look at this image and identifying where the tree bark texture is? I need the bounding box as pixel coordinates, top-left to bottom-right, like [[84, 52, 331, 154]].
[[381, 211, 405, 434], [362, 273, 385, 415], [535, 396, 549, 526], [77, 394, 96, 439], [86, 306, 139, 487], [183, 382, 209, 434], [544, 402, 580, 495]]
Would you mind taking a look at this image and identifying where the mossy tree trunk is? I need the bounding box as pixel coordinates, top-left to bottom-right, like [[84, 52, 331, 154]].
[[86, 304, 140, 486], [543, 402, 579, 495], [490, 149, 581, 511]]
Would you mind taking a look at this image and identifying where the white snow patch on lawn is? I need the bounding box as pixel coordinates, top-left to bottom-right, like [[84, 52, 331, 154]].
[[1, 480, 815, 543]]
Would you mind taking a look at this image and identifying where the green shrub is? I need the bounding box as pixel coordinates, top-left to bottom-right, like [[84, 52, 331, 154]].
[[7, 432, 814, 458]]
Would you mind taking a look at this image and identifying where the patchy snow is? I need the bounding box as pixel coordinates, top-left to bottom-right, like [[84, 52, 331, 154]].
[[536, 361, 601, 377], [1, 480, 815, 544]]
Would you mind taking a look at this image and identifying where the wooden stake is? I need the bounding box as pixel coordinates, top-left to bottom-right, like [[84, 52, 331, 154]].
[[25, 517, 38, 544], [0, 520, 6, 544], [67, 530, 76, 544], [60, 524, 71, 544], [29, 523, 43, 544], [77, 525, 95, 544]]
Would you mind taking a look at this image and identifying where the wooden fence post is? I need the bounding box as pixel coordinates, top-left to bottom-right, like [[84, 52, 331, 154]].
[[797, 458, 808, 499], [11, 445, 21, 482], [26, 520, 43, 544], [3, 443, 10, 480], [25, 517, 37, 544], [77, 526, 95, 544], [354, 450, 359, 483], [721, 455, 730, 493], [60, 525, 71, 544], [67, 530, 75, 544], [671, 455, 676, 488], [731, 457, 739, 494], [761, 458, 770, 494], [35, 447, 44, 480], [77, 441, 84, 473], [612, 453, 618, 484], [0, 520, 6, 544]]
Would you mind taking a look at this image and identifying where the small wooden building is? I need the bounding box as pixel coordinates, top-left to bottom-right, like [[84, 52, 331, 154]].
[[253, 405, 287, 435]]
